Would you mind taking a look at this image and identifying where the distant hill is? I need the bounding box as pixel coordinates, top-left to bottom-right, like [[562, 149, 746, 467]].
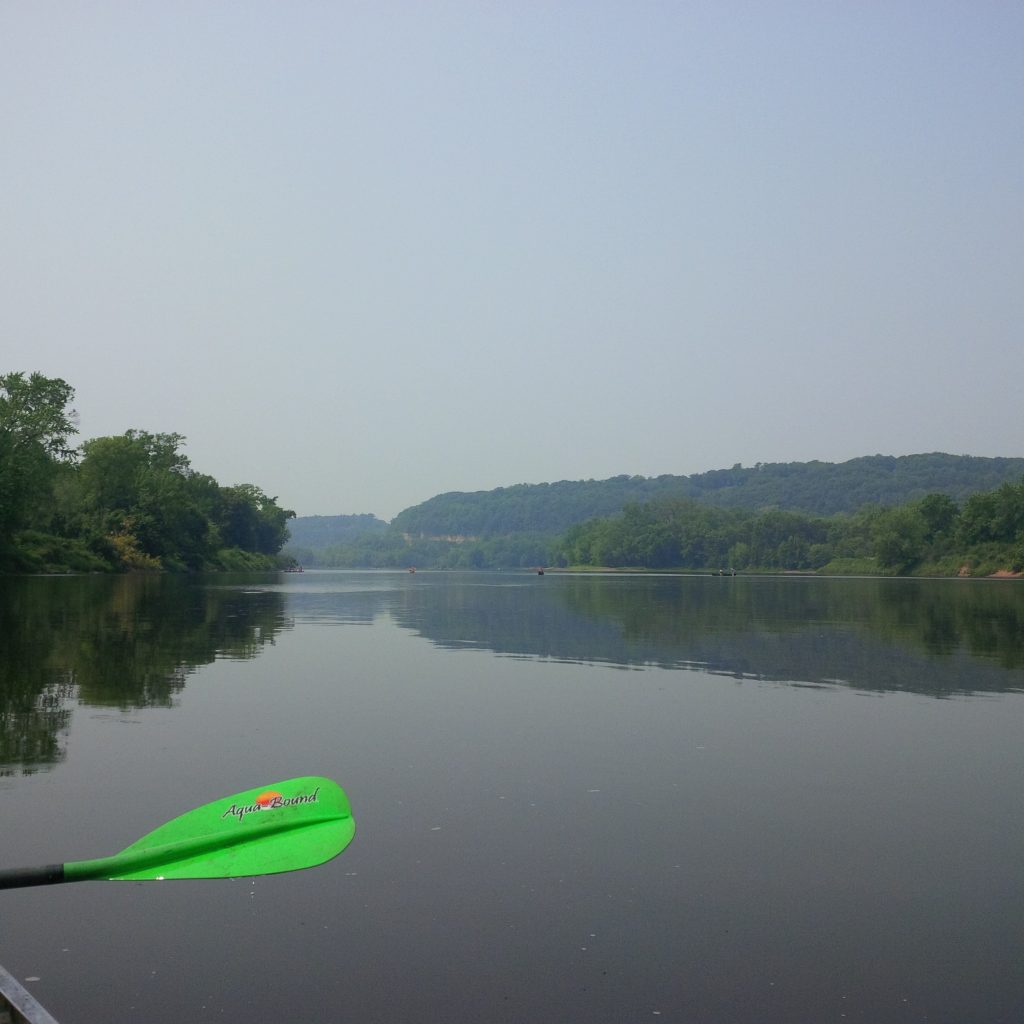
[[390, 454, 1024, 538], [285, 513, 388, 552], [699, 453, 1024, 515]]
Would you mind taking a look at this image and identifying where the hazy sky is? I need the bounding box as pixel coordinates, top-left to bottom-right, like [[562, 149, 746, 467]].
[[2, 2, 1021, 519]]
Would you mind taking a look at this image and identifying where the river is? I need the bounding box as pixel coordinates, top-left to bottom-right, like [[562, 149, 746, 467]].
[[1, 571, 1022, 1023]]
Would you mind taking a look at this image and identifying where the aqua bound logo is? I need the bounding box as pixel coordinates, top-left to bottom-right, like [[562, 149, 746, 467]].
[[222, 786, 321, 823]]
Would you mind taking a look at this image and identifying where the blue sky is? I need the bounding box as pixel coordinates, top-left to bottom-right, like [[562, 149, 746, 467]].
[[2, 2, 1021, 518]]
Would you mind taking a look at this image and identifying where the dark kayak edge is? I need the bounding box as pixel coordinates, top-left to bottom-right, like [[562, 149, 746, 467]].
[[0, 964, 61, 1024]]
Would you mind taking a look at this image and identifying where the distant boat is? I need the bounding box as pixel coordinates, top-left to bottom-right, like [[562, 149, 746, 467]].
[[536, 567, 545, 575], [408, 567, 416, 573]]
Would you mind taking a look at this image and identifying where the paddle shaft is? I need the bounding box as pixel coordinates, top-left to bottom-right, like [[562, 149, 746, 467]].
[[0, 864, 64, 890]]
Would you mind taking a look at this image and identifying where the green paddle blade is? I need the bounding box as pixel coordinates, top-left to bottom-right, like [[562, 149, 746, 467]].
[[64, 776, 355, 882]]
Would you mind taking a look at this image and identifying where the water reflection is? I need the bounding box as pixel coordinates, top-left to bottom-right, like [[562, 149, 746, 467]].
[[2, 571, 1023, 775], [388, 574, 1024, 695], [261, 571, 1024, 693], [0, 574, 288, 774]]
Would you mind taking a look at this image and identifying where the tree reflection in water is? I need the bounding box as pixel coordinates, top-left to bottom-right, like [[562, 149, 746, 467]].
[[2, 572, 1022, 776], [0, 574, 288, 774]]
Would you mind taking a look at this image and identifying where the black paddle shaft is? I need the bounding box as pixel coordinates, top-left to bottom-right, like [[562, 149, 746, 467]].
[[0, 864, 65, 890]]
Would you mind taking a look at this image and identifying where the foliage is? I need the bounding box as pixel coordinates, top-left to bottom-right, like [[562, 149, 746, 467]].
[[210, 547, 281, 572], [550, 500, 830, 571], [8, 530, 111, 574], [546, 483, 1024, 577], [293, 527, 553, 571], [390, 455, 1024, 539], [0, 373, 294, 574], [219, 484, 293, 555], [392, 476, 699, 538], [284, 514, 388, 552], [0, 372, 78, 555]]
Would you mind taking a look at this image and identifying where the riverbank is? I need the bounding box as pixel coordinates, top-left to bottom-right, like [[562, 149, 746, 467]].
[[548, 563, 1023, 579], [2, 530, 292, 575]]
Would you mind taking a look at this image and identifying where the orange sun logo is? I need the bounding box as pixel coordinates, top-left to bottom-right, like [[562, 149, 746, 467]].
[[256, 790, 282, 808]]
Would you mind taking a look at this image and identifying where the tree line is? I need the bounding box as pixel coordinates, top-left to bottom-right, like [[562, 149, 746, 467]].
[[0, 372, 294, 573], [549, 487, 1024, 576]]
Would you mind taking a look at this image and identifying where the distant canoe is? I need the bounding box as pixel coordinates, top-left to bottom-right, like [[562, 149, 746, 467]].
[[0, 964, 61, 1024]]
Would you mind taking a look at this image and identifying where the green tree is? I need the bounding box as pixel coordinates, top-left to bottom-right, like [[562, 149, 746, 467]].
[[917, 493, 959, 542], [76, 431, 219, 569], [0, 373, 78, 559], [957, 480, 1024, 546], [874, 506, 927, 573], [77, 431, 188, 519], [218, 484, 294, 555]]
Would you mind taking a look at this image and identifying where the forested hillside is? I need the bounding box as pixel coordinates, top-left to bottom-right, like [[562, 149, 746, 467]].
[[284, 514, 388, 565], [286, 514, 388, 549], [392, 477, 696, 538], [391, 455, 1024, 539], [293, 454, 1024, 576]]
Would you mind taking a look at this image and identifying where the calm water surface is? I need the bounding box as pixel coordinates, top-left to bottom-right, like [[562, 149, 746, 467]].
[[0, 571, 1022, 1023]]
